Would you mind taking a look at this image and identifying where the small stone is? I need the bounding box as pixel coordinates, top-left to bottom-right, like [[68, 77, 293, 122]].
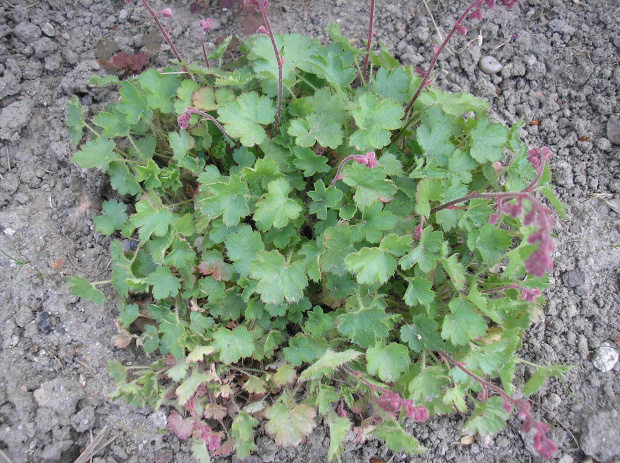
[[41, 23, 55, 37], [0, 99, 34, 142], [38, 312, 53, 334], [557, 454, 574, 463], [33, 378, 84, 419], [478, 56, 503, 74], [13, 22, 42, 45], [33, 37, 58, 58], [119, 9, 128, 20], [70, 406, 96, 432], [149, 410, 167, 429], [607, 115, 620, 145], [592, 345, 619, 372], [563, 270, 585, 288], [580, 408, 620, 462]]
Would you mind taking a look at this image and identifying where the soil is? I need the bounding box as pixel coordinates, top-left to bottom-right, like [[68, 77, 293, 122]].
[[0, 0, 619, 462]]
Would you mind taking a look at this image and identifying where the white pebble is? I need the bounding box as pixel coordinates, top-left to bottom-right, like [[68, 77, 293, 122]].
[[592, 345, 619, 372], [478, 56, 503, 74]]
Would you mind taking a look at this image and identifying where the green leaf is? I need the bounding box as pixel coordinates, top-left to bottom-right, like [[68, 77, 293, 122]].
[[254, 178, 302, 230], [414, 178, 444, 217], [442, 298, 488, 346], [327, 414, 351, 462], [225, 225, 265, 277], [523, 365, 573, 396], [308, 180, 343, 220], [107, 359, 127, 385], [131, 193, 174, 241], [67, 95, 85, 146], [305, 51, 356, 88], [303, 305, 335, 338], [372, 421, 424, 454], [288, 113, 343, 149], [148, 266, 181, 300], [336, 307, 389, 348], [371, 67, 412, 105], [440, 254, 468, 291], [137, 69, 180, 113], [197, 175, 250, 227], [472, 223, 512, 264], [186, 345, 216, 363], [89, 75, 120, 86], [272, 364, 297, 386], [283, 334, 327, 367], [320, 223, 361, 276], [190, 440, 211, 463], [231, 413, 258, 459], [366, 342, 410, 383], [265, 402, 317, 448], [341, 162, 397, 210], [117, 81, 152, 124], [93, 199, 128, 236], [400, 226, 443, 272], [168, 130, 195, 162], [68, 276, 106, 305], [218, 92, 276, 146], [212, 326, 255, 364], [357, 202, 398, 243], [349, 93, 404, 150], [92, 109, 131, 138], [469, 116, 509, 163], [408, 365, 450, 402], [292, 146, 331, 177], [249, 250, 308, 304], [135, 159, 162, 190], [418, 87, 490, 116], [345, 246, 396, 285], [300, 349, 361, 381], [400, 315, 444, 353], [108, 161, 141, 196], [403, 277, 436, 307], [71, 137, 116, 169], [118, 303, 140, 328], [463, 397, 510, 435], [176, 371, 214, 406], [416, 106, 457, 166]]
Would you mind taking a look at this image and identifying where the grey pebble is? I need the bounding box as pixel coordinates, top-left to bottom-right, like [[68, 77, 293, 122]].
[[607, 115, 620, 145], [41, 23, 55, 37], [13, 22, 42, 44], [563, 270, 585, 288]]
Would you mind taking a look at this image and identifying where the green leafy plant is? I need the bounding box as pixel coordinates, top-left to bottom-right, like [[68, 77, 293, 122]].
[[68, 0, 568, 460]]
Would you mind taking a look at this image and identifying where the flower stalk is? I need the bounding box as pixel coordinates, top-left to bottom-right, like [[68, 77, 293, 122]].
[[362, 0, 376, 84], [439, 351, 557, 459]]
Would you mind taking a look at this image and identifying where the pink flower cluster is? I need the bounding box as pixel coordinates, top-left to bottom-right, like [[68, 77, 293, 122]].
[[515, 399, 557, 459], [200, 18, 211, 32], [375, 390, 430, 422], [331, 152, 378, 185], [470, 0, 520, 20], [177, 107, 201, 130], [527, 147, 552, 171]]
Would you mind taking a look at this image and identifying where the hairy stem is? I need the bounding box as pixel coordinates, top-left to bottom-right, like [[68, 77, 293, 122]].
[[260, 9, 283, 134], [402, 0, 482, 116], [140, 0, 190, 79], [362, 0, 376, 83]]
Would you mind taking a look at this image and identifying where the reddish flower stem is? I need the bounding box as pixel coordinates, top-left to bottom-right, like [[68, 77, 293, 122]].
[[362, 0, 376, 84], [439, 351, 557, 459], [259, 10, 283, 134], [139, 0, 190, 79], [403, 0, 483, 115]]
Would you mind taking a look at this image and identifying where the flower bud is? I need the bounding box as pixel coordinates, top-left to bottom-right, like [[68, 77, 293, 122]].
[[156, 8, 172, 17]]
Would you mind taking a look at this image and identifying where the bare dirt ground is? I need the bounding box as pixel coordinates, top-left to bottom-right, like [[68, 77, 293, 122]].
[[0, 0, 619, 462]]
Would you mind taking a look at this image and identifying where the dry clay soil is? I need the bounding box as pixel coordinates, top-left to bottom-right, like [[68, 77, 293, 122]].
[[0, 0, 619, 462]]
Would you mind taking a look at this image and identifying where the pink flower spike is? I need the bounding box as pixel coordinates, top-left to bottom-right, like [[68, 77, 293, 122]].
[[156, 8, 172, 17], [200, 18, 212, 32], [525, 249, 553, 278], [411, 406, 430, 422], [352, 152, 378, 168]]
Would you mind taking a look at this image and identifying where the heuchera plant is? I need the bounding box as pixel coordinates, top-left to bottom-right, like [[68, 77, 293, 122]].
[[67, 0, 570, 460]]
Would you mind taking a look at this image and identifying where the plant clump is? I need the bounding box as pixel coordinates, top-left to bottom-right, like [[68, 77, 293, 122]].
[[67, 0, 569, 460]]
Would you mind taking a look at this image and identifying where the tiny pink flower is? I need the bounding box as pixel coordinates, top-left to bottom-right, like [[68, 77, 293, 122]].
[[502, 400, 512, 413], [257, 25, 268, 35], [200, 18, 212, 32], [156, 8, 172, 17], [456, 25, 467, 36], [469, 8, 483, 20], [520, 287, 541, 303], [352, 152, 378, 168]]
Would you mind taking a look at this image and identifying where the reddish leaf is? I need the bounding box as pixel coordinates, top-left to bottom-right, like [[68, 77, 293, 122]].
[[212, 438, 235, 456], [168, 410, 194, 440]]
